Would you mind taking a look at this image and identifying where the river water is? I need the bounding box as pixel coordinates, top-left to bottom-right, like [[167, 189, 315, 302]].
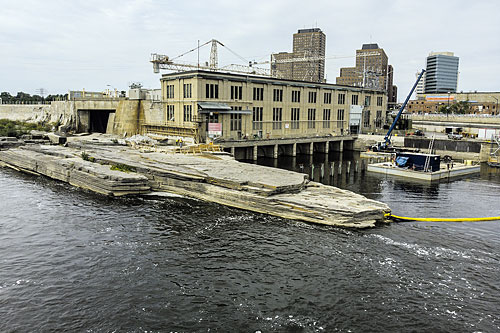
[[0, 152, 499, 332]]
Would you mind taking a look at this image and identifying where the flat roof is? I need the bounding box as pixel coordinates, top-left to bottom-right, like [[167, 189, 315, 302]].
[[160, 70, 385, 94]]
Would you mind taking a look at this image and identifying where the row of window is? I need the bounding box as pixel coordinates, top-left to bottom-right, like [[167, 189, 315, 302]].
[[167, 105, 349, 126], [245, 108, 345, 131], [167, 105, 192, 122], [165, 83, 384, 106], [170, 107, 379, 131], [229, 109, 341, 132], [167, 83, 193, 99]]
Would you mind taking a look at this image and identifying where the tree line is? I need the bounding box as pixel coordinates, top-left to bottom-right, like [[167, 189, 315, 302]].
[[0, 91, 68, 103]]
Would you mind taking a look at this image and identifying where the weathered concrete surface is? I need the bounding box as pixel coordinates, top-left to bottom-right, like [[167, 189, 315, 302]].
[[0, 137, 390, 228]]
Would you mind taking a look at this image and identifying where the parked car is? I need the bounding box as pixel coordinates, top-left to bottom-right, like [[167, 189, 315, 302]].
[[448, 133, 463, 140]]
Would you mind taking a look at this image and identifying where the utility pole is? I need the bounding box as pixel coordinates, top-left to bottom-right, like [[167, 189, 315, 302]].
[[36, 88, 46, 99], [447, 91, 451, 118]]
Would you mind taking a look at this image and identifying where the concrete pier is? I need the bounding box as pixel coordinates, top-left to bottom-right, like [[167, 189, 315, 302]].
[[223, 135, 354, 160]]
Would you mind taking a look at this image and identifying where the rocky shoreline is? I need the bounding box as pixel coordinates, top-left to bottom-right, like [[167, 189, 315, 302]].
[[0, 135, 390, 228]]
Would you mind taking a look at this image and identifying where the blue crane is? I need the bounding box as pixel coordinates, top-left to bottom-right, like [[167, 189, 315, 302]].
[[373, 69, 426, 152]]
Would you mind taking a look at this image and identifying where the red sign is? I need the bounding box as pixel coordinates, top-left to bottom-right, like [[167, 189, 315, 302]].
[[208, 123, 222, 136]]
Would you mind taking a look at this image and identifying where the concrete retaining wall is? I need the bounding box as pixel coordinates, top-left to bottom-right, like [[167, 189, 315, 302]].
[[404, 137, 495, 161], [404, 137, 482, 153], [410, 114, 500, 125]]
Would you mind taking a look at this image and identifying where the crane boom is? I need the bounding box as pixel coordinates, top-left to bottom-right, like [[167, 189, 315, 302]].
[[384, 69, 426, 146]]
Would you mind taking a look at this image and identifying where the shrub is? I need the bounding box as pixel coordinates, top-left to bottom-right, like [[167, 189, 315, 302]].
[[81, 151, 96, 163], [0, 119, 53, 138], [110, 164, 136, 173]]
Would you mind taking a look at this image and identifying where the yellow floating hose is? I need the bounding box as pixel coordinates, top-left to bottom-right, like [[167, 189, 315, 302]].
[[385, 213, 500, 222]]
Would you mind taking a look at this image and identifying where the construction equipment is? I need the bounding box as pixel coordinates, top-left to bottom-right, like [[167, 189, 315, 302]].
[[372, 69, 426, 152], [151, 39, 270, 76], [488, 135, 500, 167], [423, 134, 436, 172]]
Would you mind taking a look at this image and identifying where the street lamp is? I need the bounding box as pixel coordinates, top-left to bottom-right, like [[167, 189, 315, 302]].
[[447, 91, 451, 118]]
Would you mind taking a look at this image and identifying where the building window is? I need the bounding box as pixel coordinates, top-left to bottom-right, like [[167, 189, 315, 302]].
[[308, 91, 317, 104], [273, 89, 283, 102], [363, 110, 371, 128], [183, 84, 192, 98], [376, 110, 383, 128], [323, 109, 331, 128], [253, 87, 264, 101], [208, 113, 219, 123], [377, 96, 383, 106], [337, 109, 344, 129], [291, 108, 300, 129], [338, 93, 345, 105], [167, 105, 175, 121], [352, 95, 359, 105], [166, 85, 174, 99], [291, 90, 301, 103], [324, 92, 332, 104], [252, 107, 263, 130], [183, 105, 192, 122], [230, 114, 242, 132], [206, 83, 219, 99], [273, 107, 282, 130], [231, 86, 242, 100], [307, 108, 316, 129], [365, 96, 371, 106]]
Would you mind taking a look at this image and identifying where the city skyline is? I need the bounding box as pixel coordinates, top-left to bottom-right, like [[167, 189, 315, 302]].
[[1, 0, 499, 101]]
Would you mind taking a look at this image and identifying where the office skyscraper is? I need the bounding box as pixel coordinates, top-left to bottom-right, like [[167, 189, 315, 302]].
[[271, 28, 326, 83], [424, 52, 459, 94]]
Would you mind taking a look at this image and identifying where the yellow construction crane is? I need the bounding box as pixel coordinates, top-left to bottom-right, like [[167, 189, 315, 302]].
[[151, 39, 270, 76]]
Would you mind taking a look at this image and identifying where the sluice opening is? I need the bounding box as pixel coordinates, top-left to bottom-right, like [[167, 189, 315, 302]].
[[89, 110, 114, 133]]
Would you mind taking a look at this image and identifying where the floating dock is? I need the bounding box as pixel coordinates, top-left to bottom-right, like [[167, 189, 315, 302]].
[[367, 161, 480, 181]]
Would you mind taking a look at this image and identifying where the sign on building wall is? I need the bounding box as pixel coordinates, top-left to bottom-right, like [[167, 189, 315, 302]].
[[425, 95, 455, 102], [208, 123, 222, 137]]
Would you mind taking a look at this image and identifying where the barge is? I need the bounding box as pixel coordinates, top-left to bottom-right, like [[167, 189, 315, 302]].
[[367, 152, 480, 181]]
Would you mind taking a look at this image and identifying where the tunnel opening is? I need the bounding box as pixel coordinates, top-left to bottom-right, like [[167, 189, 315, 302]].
[[89, 110, 114, 133]]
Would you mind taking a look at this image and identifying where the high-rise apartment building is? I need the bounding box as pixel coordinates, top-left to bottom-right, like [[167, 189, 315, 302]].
[[337, 43, 397, 104], [271, 28, 326, 83], [424, 52, 459, 94]]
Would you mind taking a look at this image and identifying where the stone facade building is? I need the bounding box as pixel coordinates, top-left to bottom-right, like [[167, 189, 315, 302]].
[[336, 44, 397, 104], [148, 70, 387, 142], [271, 28, 326, 83]]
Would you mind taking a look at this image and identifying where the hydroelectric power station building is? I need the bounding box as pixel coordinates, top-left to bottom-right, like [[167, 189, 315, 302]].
[[149, 70, 388, 146]]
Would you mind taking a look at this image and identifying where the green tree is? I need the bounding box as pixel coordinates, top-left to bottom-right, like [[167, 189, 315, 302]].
[[449, 100, 471, 114], [438, 101, 471, 114]]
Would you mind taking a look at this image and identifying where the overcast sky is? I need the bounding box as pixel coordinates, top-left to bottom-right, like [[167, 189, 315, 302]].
[[1, 0, 499, 101]]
